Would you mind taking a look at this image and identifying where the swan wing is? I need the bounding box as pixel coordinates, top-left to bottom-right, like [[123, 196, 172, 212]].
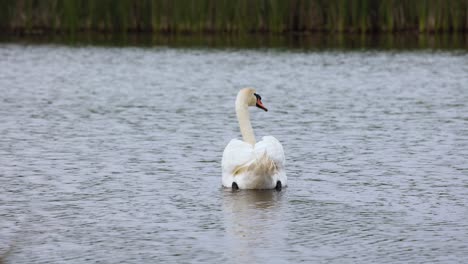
[[254, 136, 285, 169], [222, 137, 286, 189], [222, 139, 255, 175]]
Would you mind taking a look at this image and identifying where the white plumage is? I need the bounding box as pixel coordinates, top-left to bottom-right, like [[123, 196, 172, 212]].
[[221, 88, 287, 189]]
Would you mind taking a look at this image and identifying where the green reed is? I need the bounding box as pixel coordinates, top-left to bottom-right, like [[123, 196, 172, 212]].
[[0, 0, 466, 34]]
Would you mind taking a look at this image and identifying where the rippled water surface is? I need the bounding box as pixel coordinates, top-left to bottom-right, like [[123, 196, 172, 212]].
[[1, 44, 467, 263]]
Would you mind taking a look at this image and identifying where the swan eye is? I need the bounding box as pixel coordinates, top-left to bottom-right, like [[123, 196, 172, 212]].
[[254, 93, 262, 100]]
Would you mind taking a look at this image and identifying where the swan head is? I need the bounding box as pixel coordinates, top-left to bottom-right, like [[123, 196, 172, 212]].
[[237, 88, 268, 112]]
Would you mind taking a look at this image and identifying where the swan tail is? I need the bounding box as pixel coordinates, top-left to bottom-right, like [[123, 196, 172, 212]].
[[231, 152, 277, 177], [249, 152, 277, 177], [229, 152, 280, 189]]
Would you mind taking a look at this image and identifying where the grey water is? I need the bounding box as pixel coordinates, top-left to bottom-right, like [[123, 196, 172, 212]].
[[0, 43, 467, 263]]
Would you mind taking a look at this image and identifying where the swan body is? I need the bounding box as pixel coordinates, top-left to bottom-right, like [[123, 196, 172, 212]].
[[222, 88, 287, 189]]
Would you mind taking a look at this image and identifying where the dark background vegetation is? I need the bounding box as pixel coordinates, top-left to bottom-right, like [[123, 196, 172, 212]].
[[1, 0, 467, 35]]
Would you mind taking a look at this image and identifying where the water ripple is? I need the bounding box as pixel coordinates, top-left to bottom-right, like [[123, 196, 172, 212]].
[[0, 45, 467, 263]]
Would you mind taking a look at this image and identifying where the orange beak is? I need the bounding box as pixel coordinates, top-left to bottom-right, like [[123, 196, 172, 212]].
[[256, 98, 268, 112]]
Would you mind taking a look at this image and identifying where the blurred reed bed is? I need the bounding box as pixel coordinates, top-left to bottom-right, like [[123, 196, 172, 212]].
[[0, 0, 467, 34]]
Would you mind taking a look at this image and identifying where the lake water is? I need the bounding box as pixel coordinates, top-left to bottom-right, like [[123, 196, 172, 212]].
[[1, 42, 467, 263]]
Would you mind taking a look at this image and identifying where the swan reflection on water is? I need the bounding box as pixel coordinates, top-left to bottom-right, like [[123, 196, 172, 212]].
[[222, 189, 288, 261]]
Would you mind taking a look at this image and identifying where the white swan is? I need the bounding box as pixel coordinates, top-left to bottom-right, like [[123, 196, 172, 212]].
[[222, 88, 287, 190]]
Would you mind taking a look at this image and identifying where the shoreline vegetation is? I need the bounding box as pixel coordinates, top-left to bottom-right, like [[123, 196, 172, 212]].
[[1, 32, 467, 50], [1, 0, 467, 35]]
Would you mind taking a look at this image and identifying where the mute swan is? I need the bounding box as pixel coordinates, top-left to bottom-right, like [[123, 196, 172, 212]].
[[222, 88, 287, 190]]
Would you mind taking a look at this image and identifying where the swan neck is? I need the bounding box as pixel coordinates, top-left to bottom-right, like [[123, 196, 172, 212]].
[[236, 98, 256, 146]]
